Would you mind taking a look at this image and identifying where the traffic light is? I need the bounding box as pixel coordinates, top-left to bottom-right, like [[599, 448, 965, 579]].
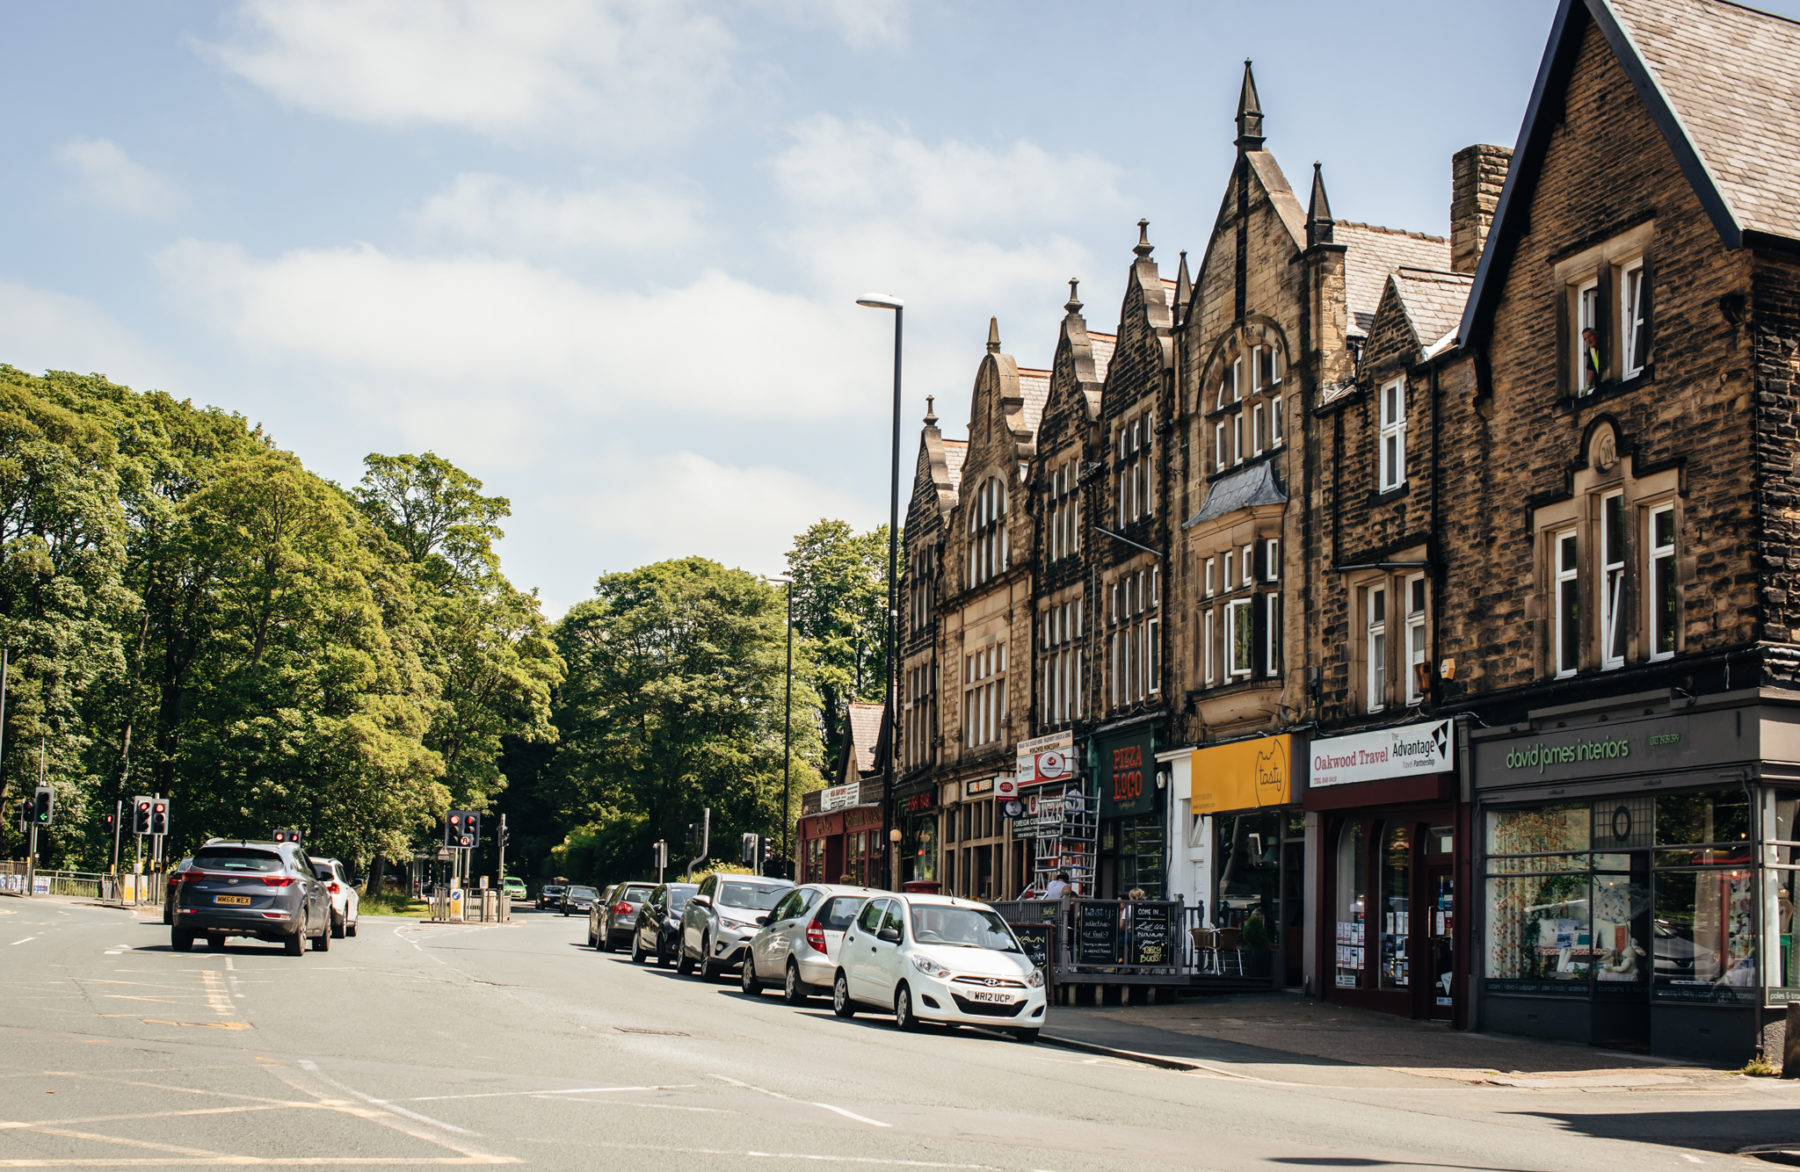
[[499, 823, 510, 850], [33, 786, 53, 826], [103, 810, 116, 835], [149, 799, 169, 836], [133, 797, 152, 834], [15, 799, 27, 831], [272, 828, 302, 846], [652, 840, 667, 871], [464, 812, 481, 846], [741, 832, 760, 866], [445, 812, 474, 849], [443, 813, 459, 847], [686, 822, 700, 850]]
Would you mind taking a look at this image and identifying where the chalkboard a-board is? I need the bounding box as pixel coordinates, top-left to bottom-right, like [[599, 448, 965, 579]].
[[1010, 922, 1054, 971], [1077, 901, 1119, 965], [1129, 903, 1174, 966]]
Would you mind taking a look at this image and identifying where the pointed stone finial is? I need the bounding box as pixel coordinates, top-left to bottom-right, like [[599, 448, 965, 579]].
[[1176, 249, 1193, 316], [1065, 278, 1082, 315], [986, 316, 1001, 355], [924, 395, 938, 427], [1134, 219, 1153, 260], [1236, 59, 1264, 151], [1306, 162, 1335, 247]]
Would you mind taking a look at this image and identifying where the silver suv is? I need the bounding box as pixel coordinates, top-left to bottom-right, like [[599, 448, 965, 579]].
[[738, 884, 876, 1003], [677, 873, 793, 980]]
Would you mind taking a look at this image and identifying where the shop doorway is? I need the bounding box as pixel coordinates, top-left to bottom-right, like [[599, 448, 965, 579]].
[[1426, 866, 1454, 1020]]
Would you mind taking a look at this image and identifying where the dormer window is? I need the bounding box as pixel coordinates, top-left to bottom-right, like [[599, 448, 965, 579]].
[[1559, 225, 1653, 397]]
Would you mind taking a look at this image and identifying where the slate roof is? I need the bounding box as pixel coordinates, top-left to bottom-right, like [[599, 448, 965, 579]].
[[943, 438, 968, 490], [1018, 368, 1051, 434], [1089, 332, 1116, 385], [1390, 267, 1473, 351], [1606, 0, 1800, 243], [1183, 460, 1288, 528], [845, 702, 885, 777], [1338, 223, 1452, 337]]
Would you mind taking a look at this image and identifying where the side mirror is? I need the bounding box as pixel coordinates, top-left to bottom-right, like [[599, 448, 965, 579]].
[[754, 915, 769, 926], [690, 894, 711, 908], [878, 926, 902, 944]]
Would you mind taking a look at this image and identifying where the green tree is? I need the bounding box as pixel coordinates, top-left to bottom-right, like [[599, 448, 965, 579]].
[[784, 519, 892, 770]]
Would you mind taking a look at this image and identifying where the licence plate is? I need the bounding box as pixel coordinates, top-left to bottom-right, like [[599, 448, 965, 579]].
[[213, 895, 252, 905], [970, 990, 1015, 1004]]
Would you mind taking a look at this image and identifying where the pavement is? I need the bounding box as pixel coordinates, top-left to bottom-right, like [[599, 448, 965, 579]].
[[1039, 992, 1752, 1090]]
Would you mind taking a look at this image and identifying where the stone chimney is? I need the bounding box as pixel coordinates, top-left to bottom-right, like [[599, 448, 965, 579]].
[[1451, 144, 1512, 275]]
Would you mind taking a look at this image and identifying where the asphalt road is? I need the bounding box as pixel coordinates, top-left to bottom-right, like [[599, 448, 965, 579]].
[[1, 896, 1794, 1170]]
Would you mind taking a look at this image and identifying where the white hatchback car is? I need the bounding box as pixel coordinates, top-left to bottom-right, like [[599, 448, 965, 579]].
[[832, 893, 1046, 1041], [307, 857, 360, 938], [738, 883, 876, 1003]]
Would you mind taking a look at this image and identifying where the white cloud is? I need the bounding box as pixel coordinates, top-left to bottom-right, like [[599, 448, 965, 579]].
[[414, 173, 704, 254], [772, 115, 1126, 231], [203, 0, 734, 144], [153, 239, 890, 429], [0, 279, 183, 391], [748, 0, 908, 49], [54, 138, 183, 219]]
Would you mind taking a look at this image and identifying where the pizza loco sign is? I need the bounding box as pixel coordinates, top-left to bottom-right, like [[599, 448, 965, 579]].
[[1099, 729, 1155, 818], [1310, 719, 1453, 788]]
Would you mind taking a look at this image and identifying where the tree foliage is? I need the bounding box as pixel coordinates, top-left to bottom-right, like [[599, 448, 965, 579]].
[[783, 519, 892, 769]]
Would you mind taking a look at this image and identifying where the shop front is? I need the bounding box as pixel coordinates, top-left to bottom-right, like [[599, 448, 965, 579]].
[[1471, 694, 1800, 1063], [1191, 734, 1304, 986], [1096, 724, 1166, 900], [796, 783, 886, 887], [896, 784, 940, 889], [1307, 718, 1465, 1023]]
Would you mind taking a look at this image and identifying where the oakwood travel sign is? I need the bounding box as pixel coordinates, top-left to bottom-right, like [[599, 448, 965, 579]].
[[1310, 720, 1453, 788]]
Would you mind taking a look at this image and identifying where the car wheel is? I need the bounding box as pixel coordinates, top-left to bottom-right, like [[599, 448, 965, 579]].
[[346, 917, 357, 938], [658, 937, 673, 968], [894, 984, 918, 1032], [601, 927, 615, 953], [312, 915, 331, 951], [832, 970, 856, 1018], [631, 932, 646, 964], [783, 961, 809, 1005], [675, 941, 694, 975], [562, 905, 570, 916], [286, 922, 305, 956], [698, 935, 719, 981], [331, 912, 345, 939], [163, 902, 173, 925], [206, 934, 226, 951], [740, 955, 761, 996], [1010, 1028, 1040, 1044], [171, 929, 194, 952]]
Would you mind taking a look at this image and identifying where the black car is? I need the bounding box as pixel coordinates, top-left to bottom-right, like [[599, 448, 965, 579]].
[[171, 840, 332, 954], [630, 882, 698, 966]]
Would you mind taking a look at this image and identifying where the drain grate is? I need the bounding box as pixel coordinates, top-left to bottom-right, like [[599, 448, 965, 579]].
[[615, 1026, 690, 1037]]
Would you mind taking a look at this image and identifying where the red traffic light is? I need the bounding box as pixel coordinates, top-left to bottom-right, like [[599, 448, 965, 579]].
[[153, 803, 166, 814]]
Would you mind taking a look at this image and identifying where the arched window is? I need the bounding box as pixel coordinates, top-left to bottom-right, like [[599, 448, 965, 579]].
[[967, 476, 1008, 588]]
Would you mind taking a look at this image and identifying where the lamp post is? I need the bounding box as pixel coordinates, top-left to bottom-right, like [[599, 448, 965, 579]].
[[855, 292, 903, 891], [766, 574, 795, 878]]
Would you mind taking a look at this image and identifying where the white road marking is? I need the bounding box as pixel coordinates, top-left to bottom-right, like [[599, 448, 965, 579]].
[[408, 1084, 693, 1102], [103, 950, 122, 955], [711, 1074, 890, 1129], [295, 1060, 477, 1136], [579, 1143, 1002, 1169], [10, 937, 34, 946]]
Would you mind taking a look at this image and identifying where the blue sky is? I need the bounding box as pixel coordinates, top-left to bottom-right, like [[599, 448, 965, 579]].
[[5, 0, 1787, 615]]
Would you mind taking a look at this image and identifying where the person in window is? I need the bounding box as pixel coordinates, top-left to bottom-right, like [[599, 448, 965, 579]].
[[1581, 327, 1603, 392]]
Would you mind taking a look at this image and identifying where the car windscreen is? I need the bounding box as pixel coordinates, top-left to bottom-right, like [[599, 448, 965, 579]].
[[816, 897, 864, 932], [619, 885, 653, 903], [569, 886, 598, 898], [310, 863, 333, 879], [193, 848, 284, 873], [718, 882, 789, 911], [908, 906, 1021, 952], [665, 885, 697, 910]]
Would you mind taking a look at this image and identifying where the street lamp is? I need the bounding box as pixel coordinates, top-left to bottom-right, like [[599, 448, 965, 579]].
[[855, 292, 903, 891], [766, 574, 795, 878]]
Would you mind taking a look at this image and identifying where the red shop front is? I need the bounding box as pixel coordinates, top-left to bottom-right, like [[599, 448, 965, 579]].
[[797, 801, 886, 887]]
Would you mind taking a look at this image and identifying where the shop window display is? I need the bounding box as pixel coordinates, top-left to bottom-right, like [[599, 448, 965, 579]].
[[1217, 810, 1281, 928], [1334, 821, 1366, 988], [1381, 824, 1412, 989]]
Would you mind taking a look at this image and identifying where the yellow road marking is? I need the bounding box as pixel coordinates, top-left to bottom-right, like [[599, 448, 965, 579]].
[[136, 1019, 251, 1030]]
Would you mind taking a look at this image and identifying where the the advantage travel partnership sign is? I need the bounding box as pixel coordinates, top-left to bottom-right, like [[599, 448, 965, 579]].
[[1310, 719, 1453, 788]]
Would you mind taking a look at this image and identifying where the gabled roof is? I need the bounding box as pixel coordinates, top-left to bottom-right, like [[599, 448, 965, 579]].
[[1018, 368, 1051, 435], [943, 439, 968, 489], [845, 702, 885, 778], [1463, 0, 1800, 346], [1390, 267, 1473, 353], [1183, 460, 1287, 529], [1089, 333, 1117, 385], [1339, 223, 1452, 337]]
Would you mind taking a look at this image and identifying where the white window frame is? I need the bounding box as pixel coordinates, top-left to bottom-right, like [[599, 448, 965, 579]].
[[1233, 413, 1244, 466], [1404, 573, 1427, 707], [1264, 538, 1280, 582], [1241, 544, 1254, 587], [1204, 557, 1215, 598], [1226, 598, 1253, 679], [1379, 377, 1407, 491], [1203, 609, 1215, 685], [1620, 259, 1648, 379], [1232, 357, 1243, 403], [1648, 502, 1676, 661], [1215, 421, 1226, 472], [1223, 551, 1234, 591], [1147, 616, 1160, 694], [1253, 402, 1266, 456], [1366, 584, 1387, 713], [1600, 490, 1626, 670], [1264, 592, 1281, 679], [1575, 277, 1600, 396], [1271, 394, 1283, 447], [1554, 528, 1580, 678]]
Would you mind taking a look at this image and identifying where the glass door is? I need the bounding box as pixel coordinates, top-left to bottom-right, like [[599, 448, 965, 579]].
[[1426, 867, 1454, 1019]]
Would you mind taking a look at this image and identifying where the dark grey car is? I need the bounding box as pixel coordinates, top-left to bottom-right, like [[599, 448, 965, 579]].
[[595, 882, 655, 951], [171, 840, 331, 955], [630, 882, 697, 966]]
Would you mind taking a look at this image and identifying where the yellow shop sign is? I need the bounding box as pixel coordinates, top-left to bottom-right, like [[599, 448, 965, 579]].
[[1191, 735, 1294, 814]]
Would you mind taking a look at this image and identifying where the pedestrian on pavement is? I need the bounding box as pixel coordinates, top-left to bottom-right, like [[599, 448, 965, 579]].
[[1042, 871, 1072, 900]]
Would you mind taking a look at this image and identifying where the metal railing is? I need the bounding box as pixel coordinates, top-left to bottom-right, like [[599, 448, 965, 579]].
[[0, 864, 127, 900]]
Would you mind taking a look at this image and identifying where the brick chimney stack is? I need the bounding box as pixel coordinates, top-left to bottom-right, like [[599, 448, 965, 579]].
[[1451, 144, 1512, 275]]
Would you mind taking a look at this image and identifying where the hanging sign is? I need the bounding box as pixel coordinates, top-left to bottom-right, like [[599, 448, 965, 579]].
[[1017, 731, 1077, 788]]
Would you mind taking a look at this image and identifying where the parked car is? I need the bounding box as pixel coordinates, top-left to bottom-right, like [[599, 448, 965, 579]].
[[502, 876, 527, 901], [830, 893, 1046, 1042], [308, 856, 360, 938], [170, 839, 332, 955], [677, 873, 794, 979], [162, 857, 193, 925], [592, 881, 655, 951], [563, 884, 600, 916], [537, 883, 567, 911], [739, 883, 876, 1003], [586, 885, 618, 947], [630, 882, 698, 965]]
